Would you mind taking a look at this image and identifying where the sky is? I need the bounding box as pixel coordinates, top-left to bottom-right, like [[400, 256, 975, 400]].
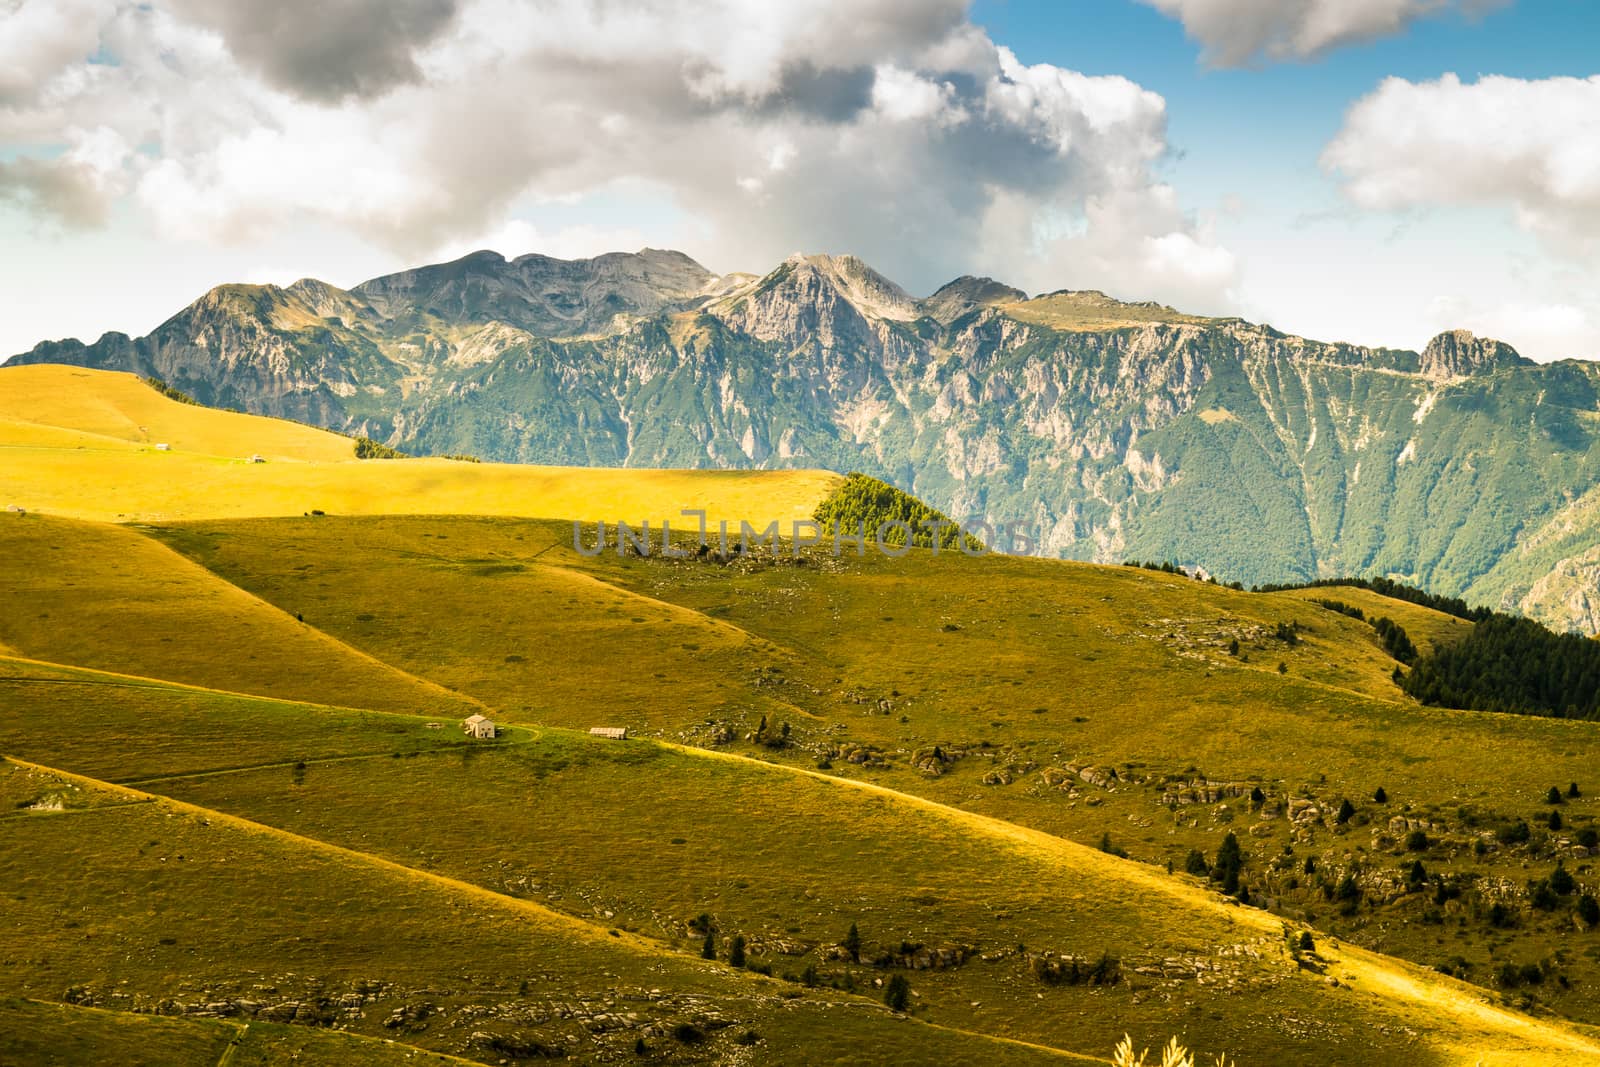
[[1, 0, 1597, 362]]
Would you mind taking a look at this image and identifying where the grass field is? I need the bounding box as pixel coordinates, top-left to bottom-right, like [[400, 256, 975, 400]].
[[0, 365, 842, 526], [9, 373, 1600, 1064], [143, 515, 1600, 1037], [0, 514, 470, 713], [0, 998, 491, 1067], [0, 655, 495, 782], [0, 759, 1086, 1066], [1002, 291, 1218, 332]]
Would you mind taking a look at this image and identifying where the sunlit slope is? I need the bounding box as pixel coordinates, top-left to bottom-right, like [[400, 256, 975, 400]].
[[154, 516, 810, 728], [0, 515, 469, 714], [0, 998, 485, 1067], [1273, 584, 1472, 656], [144, 515, 1600, 1034], [148, 729, 1600, 1066], [0, 759, 1077, 1067], [0, 364, 842, 525], [0, 364, 357, 460], [6, 669, 1594, 1067], [0, 656, 487, 782]]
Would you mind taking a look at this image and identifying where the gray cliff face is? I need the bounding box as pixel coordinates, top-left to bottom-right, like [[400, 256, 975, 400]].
[[10, 248, 1600, 633], [1419, 329, 1528, 381]]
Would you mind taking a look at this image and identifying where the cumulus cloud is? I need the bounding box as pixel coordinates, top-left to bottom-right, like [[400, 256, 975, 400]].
[[166, 0, 459, 102], [0, 0, 115, 106], [1323, 73, 1600, 250], [1141, 0, 1504, 66], [0, 0, 1237, 309]]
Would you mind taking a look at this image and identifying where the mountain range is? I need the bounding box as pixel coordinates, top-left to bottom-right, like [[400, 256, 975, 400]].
[[11, 248, 1600, 633]]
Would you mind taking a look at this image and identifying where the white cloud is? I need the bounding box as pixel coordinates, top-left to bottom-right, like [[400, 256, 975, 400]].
[[1140, 0, 1504, 66], [0, 0, 1235, 314], [1323, 73, 1600, 251], [0, 0, 115, 106]]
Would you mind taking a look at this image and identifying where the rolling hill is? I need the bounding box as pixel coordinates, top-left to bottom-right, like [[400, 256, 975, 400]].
[[0, 364, 841, 526], [6, 371, 1600, 1063]]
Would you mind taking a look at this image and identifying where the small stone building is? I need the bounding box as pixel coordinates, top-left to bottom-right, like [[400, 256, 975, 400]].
[[589, 726, 628, 740], [461, 714, 496, 739]]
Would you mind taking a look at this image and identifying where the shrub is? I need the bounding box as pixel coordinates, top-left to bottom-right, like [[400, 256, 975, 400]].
[[729, 935, 746, 968], [354, 436, 408, 459], [1549, 810, 1564, 830], [1405, 829, 1429, 851], [884, 974, 911, 1012], [1336, 799, 1356, 825], [1099, 832, 1128, 858], [1579, 829, 1599, 850], [1496, 820, 1532, 846], [1548, 786, 1565, 805], [1570, 782, 1583, 798], [1578, 895, 1600, 927], [700, 931, 716, 960], [671, 1023, 706, 1045], [1184, 849, 1210, 877], [1373, 786, 1388, 803], [1550, 865, 1576, 897], [1087, 953, 1121, 986]]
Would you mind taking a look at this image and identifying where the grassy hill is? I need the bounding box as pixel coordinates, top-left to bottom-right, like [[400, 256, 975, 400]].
[[0, 514, 470, 714], [7, 378, 1600, 1063], [0, 365, 842, 526], [3, 758, 1080, 1066], [4, 642, 1596, 1064]]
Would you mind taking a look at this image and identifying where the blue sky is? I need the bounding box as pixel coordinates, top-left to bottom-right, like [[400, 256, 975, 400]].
[[1, 0, 1596, 361]]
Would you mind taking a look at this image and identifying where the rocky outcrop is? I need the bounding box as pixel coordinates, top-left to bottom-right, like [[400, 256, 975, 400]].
[[1418, 329, 1526, 381]]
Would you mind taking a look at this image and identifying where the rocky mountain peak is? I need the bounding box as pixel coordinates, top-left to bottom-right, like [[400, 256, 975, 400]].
[[776, 253, 920, 322], [1419, 329, 1527, 381], [352, 247, 715, 338], [922, 275, 1027, 323]]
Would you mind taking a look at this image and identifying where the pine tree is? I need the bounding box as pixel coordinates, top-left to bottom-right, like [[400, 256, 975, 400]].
[[701, 930, 716, 960], [1547, 786, 1565, 805], [885, 974, 911, 1012], [1578, 895, 1600, 927], [729, 935, 746, 967], [1405, 859, 1426, 890], [1373, 786, 1388, 803], [1570, 782, 1583, 798], [1336, 798, 1356, 825], [844, 922, 861, 963], [1215, 832, 1244, 894]]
